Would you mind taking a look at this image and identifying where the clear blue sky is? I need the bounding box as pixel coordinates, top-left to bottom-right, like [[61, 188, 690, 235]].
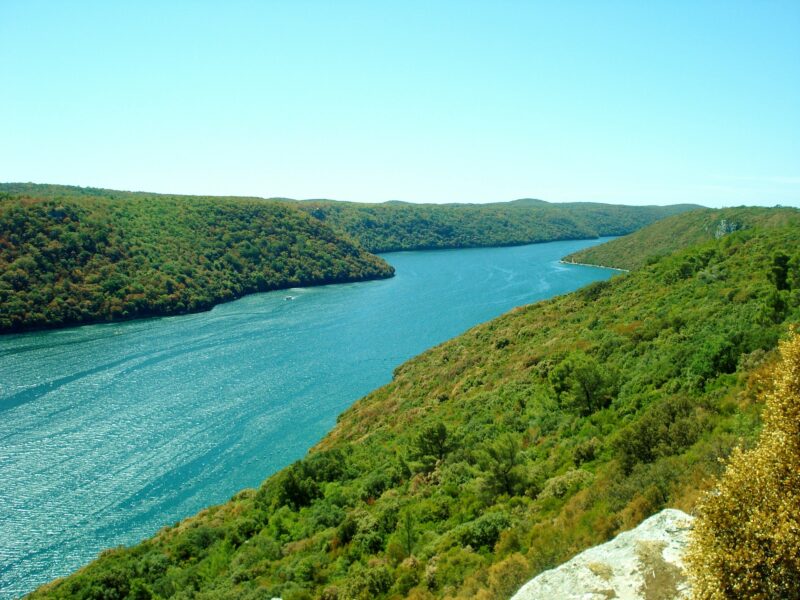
[[2, 1, 798, 207]]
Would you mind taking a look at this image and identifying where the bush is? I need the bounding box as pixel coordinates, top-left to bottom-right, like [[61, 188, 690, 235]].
[[174, 526, 221, 561], [615, 395, 707, 474], [537, 469, 593, 501], [275, 464, 321, 509], [578, 279, 611, 302], [303, 449, 350, 483], [573, 437, 601, 465], [455, 511, 510, 550], [685, 333, 800, 598], [485, 553, 530, 598], [340, 563, 393, 600]]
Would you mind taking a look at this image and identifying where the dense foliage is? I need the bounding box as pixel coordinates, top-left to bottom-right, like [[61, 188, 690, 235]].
[[295, 198, 700, 253], [563, 206, 800, 271], [30, 208, 800, 599], [686, 332, 800, 599], [0, 183, 698, 333], [0, 185, 393, 332]]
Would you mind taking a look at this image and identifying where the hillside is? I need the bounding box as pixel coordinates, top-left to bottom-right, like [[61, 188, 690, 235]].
[[0, 185, 394, 332], [30, 208, 800, 599], [0, 183, 699, 333], [563, 206, 799, 271], [296, 199, 700, 253]]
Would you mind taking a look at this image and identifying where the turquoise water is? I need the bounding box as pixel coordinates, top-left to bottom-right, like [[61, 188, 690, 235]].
[[0, 238, 616, 597]]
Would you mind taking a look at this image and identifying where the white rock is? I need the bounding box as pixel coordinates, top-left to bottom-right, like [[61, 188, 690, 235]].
[[510, 509, 694, 600]]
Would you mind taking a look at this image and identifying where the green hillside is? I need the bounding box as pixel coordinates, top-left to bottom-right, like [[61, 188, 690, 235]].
[[563, 206, 799, 271], [0, 183, 698, 333], [30, 208, 800, 599], [0, 185, 394, 332], [295, 199, 700, 253]]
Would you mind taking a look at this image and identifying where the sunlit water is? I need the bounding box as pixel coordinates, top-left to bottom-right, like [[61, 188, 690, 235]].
[[0, 239, 616, 597]]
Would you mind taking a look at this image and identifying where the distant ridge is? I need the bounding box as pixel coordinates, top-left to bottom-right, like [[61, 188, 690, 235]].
[[292, 197, 701, 253], [507, 197, 549, 206]]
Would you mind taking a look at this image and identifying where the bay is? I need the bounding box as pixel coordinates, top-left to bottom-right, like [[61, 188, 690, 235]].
[[0, 238, 616, 597]]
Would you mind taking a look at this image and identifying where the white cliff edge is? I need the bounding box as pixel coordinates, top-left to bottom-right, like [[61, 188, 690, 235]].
[[510, 508, 694, 600]]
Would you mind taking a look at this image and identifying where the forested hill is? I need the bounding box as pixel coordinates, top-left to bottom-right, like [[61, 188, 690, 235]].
[[295, 199, 700, 252], [563, 206, 800, 271], [0, 186, 394, 332], [0, 183, 699, 332], [31, 207, 800, 599]]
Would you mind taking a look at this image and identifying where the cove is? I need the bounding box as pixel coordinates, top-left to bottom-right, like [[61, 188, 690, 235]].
[[0, 238, 616, 598]]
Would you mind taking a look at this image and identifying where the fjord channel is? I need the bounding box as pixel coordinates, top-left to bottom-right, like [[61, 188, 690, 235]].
[[0, 238, 615, 597]]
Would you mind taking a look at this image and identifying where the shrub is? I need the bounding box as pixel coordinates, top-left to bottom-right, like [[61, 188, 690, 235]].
[[173, 526, 221, 561], [685, 333, 800, 598], [578, 279, 611, 302], [335, 515, 358, 546], [340, 563, 392, 599], [455, 511, 510, 550], [303, 448, 350, 483], [537, 469, 593, 501], [615, 395, 707, 474], [275, 464, 321, 509], [573, 437, 601, 465], [391, 557, 421, 595], [486, 553, 530, 598]]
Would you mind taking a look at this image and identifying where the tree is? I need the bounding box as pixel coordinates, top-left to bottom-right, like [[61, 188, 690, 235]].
[[768, 252, 790, 291], [482, 434, 524, 497], [685, 332, 800, 598], [411, 422, 453, 471], [275, 463, 320, 509], [400, 510, 416, 557], [549, 351, 616, 415]]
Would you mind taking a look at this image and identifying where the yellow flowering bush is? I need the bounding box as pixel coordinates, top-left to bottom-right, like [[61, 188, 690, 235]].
[[686, 332, 800, 599]]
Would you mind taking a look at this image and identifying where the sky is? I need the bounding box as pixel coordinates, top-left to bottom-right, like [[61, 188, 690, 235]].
[[1, 1, 798, 207]]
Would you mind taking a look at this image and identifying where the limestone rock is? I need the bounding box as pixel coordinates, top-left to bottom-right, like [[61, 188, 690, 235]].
[[510, 509, 694, 600]]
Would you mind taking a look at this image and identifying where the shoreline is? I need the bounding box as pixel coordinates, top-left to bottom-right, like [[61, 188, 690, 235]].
[[559, 259, 630, 272], [0, 269, 395, 336]]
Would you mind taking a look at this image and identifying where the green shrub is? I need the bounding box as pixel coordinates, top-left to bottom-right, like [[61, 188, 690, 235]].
[[537, 469, 593, 501], [615, 395, 707, 474], [455, 512, 510, 550], [341, 563, 393, 600]]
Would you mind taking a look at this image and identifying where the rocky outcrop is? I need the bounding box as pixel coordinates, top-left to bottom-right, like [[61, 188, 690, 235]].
[[510, 509, 694, 600]]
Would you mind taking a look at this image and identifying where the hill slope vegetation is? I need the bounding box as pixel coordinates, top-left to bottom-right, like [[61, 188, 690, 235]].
[[30, 207, 800, 599], [1, 183, 698, 333], [296, 199, 700, 253], [0, 185, 394, 332], [563, 206, 798, 271]]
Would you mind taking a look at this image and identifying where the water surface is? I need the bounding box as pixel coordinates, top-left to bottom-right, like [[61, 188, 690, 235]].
[[0, 239, 616, 597]]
